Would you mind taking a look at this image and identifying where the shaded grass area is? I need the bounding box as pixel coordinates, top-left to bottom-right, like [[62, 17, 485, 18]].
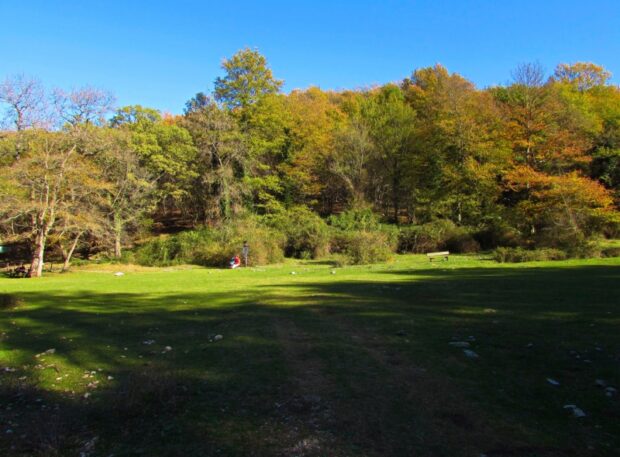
[[0, 256, 619, 456]]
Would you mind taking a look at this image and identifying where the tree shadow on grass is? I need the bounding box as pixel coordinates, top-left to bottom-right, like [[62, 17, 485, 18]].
[[0, 264, 619, 456], [0, 290, 295, 456], [261, 264, 620, 456]]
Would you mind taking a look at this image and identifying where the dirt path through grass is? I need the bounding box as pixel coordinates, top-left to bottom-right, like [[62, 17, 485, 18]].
[[271, 317, 346, 456]]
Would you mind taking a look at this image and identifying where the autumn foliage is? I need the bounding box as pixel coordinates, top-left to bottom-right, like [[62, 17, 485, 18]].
[[1, 52, 619, 273]]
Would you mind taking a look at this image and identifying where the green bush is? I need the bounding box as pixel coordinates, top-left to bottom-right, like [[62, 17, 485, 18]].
[[328, 207, 381, 232], [262, 206, 330, 259], [602, 247, 620, 258], [329, 253, 352, 268], [445, 230, 481, 253], [475, 219, 522, 249], [493, 247, 567, 263], [564, 241, 602, 259], [135, 216, 284, 267], [533, 228, 606, 259], [135, 236, 180, 266], [398, 220, 480, 253], [332, 230, 394, 265]]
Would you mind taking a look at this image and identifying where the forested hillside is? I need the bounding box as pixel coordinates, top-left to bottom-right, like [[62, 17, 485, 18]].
[[1, 50, 619, 275]]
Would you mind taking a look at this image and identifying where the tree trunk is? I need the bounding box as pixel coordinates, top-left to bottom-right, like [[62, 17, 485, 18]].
[[392, 180, 400, 224], [29, 231, 47, 278], [391, 160, 401, 224], [61, 233, 82, 272], [393, 197, 400, 224], [114, 213, 123, 259]]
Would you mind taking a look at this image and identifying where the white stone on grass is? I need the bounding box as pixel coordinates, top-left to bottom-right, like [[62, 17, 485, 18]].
[[35, 348, 56, 358], [564, 404, 586, 418], [605, 387, 617, 397], [463, 349, 479, 359], [449, 342, 471, 348]]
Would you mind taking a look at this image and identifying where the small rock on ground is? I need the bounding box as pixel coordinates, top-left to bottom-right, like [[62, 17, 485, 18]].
[[449, 341, 470, 348], [605, 387, 617, 397], [564, 404, 586, 418], [463, 349, 479, 359]]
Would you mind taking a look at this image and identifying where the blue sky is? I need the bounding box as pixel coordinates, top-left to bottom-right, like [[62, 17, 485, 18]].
[[1, 0, 619, 114]]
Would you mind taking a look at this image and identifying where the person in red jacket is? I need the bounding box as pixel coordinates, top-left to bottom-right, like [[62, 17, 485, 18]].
[[229, 255, 241, 269]]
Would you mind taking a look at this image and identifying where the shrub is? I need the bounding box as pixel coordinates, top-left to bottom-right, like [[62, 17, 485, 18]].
[[332, 230, 394, 265], [329, 230, 351, 255], [135, 216, 284, 267], [377, 223, 401, 249], [445, 231, 481, 253], [120, 249, 136, 264], [328, 207, 382, 232], [564, 241, 602, 259], [329, 253, 351, 268], [493, 247, 567, 263], [262, 206, 330, 259], [475, 219, 522, 249], [134, 236, 179, 266], [602, 218, 620, 239], [602, 247, 620, 258], [533, 228, 606, 259], [398, 220, 480, 253]]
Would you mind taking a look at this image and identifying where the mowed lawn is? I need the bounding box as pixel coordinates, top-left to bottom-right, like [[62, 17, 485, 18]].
[[1, 255, 619, 457]]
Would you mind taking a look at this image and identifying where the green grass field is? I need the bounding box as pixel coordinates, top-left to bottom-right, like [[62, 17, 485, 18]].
[[1, 255, 619, 456]]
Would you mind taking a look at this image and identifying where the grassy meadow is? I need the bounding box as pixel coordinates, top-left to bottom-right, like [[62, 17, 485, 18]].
[[1, 255, 619, 456]]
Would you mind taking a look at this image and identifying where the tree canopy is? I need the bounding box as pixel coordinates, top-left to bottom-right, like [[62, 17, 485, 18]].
[[1, 54, 619, 275]]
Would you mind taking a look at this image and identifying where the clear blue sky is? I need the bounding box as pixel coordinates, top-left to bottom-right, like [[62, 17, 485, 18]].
[[1, 0, 619, 114]]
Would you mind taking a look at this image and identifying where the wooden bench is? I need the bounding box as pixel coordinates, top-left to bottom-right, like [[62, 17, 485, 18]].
[[427, 251, 450, 261]]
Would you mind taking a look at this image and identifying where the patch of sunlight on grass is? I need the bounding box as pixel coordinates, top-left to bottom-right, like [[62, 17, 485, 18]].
[[538, 311, 582, 319], [451, 308, 501, 315], [356, 311, 404, 318]]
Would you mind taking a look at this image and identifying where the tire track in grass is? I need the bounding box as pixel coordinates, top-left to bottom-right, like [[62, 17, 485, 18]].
[[269, 317, 358, 457], [309, 309, 439, 456], [262, 304, 440, 456], [271, 307, 431, 456]]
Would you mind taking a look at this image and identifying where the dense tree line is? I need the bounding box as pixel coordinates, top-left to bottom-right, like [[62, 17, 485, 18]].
[[1, 50, 619, 275]]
